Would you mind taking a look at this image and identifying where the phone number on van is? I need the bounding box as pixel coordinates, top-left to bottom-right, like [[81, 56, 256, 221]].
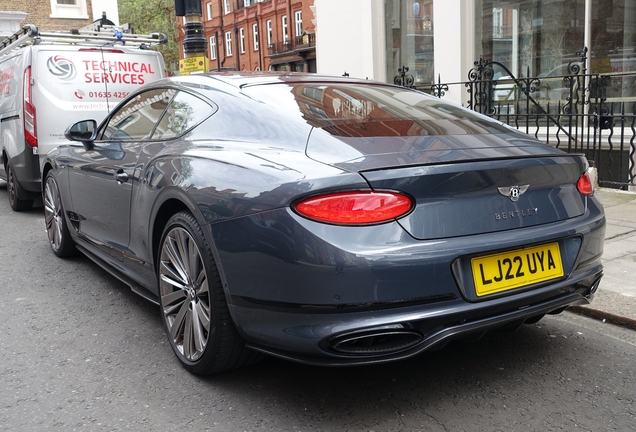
[[88, 91, 130, 99]]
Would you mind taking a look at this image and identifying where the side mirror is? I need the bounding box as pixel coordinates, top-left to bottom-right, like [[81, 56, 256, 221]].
[[65, 120, 97, 150]]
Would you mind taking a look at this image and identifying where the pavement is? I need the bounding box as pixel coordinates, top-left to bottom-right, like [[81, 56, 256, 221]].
[[568, 187, 636, 330]]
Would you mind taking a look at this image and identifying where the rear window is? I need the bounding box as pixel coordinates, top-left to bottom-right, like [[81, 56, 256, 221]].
[[243, 83, 512, 137]]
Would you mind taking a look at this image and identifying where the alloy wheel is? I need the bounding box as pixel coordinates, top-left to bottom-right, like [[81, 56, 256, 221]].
[[159, 227, 211, 362], [43, 176, 64, 251]]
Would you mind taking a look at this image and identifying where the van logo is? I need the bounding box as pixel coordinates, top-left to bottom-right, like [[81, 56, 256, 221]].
[[47, 56, 76, 81]]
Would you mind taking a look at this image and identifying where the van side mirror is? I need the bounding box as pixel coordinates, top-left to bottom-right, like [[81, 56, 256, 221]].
[[65, 120, 97, 150]]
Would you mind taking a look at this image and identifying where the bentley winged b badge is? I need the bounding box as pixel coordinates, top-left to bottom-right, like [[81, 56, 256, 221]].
[[498, 185, 529, 202]]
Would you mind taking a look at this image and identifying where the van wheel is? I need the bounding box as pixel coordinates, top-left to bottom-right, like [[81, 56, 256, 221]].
[[6, 160, 33, 212], [157, 211, 261, 375]]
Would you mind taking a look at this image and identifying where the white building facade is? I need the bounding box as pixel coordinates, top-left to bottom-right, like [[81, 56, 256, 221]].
[[315, 0, 636, 105]]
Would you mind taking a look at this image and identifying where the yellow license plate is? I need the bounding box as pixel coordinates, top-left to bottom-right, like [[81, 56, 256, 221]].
[[471, 243, 564, 297]]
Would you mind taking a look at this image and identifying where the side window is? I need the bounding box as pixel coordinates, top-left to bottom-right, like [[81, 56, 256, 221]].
[[152, 91, 214, 140], [99, 89, 177, 141]]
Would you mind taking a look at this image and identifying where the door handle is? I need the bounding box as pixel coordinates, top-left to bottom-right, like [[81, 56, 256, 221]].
[[115, 170, 129, 184]]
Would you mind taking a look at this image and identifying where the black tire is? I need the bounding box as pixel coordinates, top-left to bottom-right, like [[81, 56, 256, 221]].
[[157, 211, 261, 375], [6, 160, 33, 212], [43, 172, 77, 257]]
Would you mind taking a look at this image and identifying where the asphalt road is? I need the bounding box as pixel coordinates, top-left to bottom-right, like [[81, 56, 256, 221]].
[[0, 182, 635, 432]]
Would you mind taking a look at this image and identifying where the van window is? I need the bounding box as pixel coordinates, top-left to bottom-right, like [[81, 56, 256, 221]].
[[99, 88, 176, 141]]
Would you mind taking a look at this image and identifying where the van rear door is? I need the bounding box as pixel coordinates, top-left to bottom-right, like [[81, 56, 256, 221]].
[[31, 47, 165, 164]]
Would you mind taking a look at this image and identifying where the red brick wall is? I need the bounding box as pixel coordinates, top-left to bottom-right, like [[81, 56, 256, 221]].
[[187, 0, 315, 72]]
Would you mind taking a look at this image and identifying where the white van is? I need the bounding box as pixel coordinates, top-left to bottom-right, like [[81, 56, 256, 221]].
[[0, 24, 167, 211]]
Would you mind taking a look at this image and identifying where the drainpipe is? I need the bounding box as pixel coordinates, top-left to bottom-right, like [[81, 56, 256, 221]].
[[255, 11, 262, 71], [219, 0, 226, 67], [215, 30, 221, 71], [234, 23, 240, 70]]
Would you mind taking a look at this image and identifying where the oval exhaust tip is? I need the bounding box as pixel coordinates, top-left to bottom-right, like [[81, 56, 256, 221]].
[[331, 330, 422, 355]]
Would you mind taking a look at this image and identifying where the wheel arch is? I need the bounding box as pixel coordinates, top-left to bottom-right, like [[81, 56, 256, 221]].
[[149, 187, 231, 306], [41, 162, 53, 190]]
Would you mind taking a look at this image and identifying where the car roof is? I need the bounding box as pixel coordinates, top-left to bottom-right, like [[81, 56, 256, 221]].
[[167, 71, 388, 90]]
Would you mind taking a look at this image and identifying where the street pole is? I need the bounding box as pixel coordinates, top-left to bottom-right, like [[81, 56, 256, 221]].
[[175, 0, 209, 74]]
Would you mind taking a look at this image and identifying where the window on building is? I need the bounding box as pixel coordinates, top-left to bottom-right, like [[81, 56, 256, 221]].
[[474, 1, 576, 79], [210, 36, 216, 60], [244, 0, 251, 6], [295, 11, 302, 37], [206, 2, 213, 20], [240, 28, 245, 53], [253, 23, 259, 50], [225, 31, 233, 56], [224, 0, 230, 14], [282, 15, 288, 43], [492, 8, 503, 39], [50, 0, 88, 19], [266, 20, 272, 46], [384, 0, 434, 87]]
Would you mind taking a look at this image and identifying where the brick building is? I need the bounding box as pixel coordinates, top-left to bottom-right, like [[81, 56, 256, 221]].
[[180, 0, 315, 72], [0, 0, 119, 37]]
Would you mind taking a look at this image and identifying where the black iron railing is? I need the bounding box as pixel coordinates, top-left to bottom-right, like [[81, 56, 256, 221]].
[[399, 49, 636, 190], [268, 32, 315, 56]]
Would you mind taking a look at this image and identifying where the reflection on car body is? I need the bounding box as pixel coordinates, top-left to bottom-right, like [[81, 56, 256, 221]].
[[43, 72, 605, 375]]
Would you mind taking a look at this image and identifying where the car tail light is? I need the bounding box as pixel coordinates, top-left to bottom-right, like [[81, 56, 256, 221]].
[[23, 66, 37, 148], [577, 172, 594, 195], [294, 191, 413, 225]]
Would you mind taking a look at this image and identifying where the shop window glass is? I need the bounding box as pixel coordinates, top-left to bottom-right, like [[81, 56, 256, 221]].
[[384, 0, 434, 88], [590, 0, 635, 99], [473, 0, 634, 100]]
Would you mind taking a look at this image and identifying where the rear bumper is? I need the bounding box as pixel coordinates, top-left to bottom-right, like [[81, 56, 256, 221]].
[[231, 269, 602, 366]]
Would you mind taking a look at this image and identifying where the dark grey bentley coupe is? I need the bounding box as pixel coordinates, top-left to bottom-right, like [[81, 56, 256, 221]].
[[43, 72, 605, 375]]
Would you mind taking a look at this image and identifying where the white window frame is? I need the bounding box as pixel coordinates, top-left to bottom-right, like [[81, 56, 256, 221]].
[[266, 20, 272, 47], [209, 36, 217, 60], [282, 15, 288, 44], [294, 11, 302, 37], [206, 2, 213, 20], [244, 0, 251, 6], [493, 8, 503, 39], [253, 23, 259, 51], [49, 0, 88, 19], [240, 28, 245, 53], [224, 0, 231, 14], [225, 31, 233, 56]]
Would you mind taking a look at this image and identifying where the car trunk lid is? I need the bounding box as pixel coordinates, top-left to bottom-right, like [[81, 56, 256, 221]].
[[361, 154, 587, 240], [307, 132, 588, 240]]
